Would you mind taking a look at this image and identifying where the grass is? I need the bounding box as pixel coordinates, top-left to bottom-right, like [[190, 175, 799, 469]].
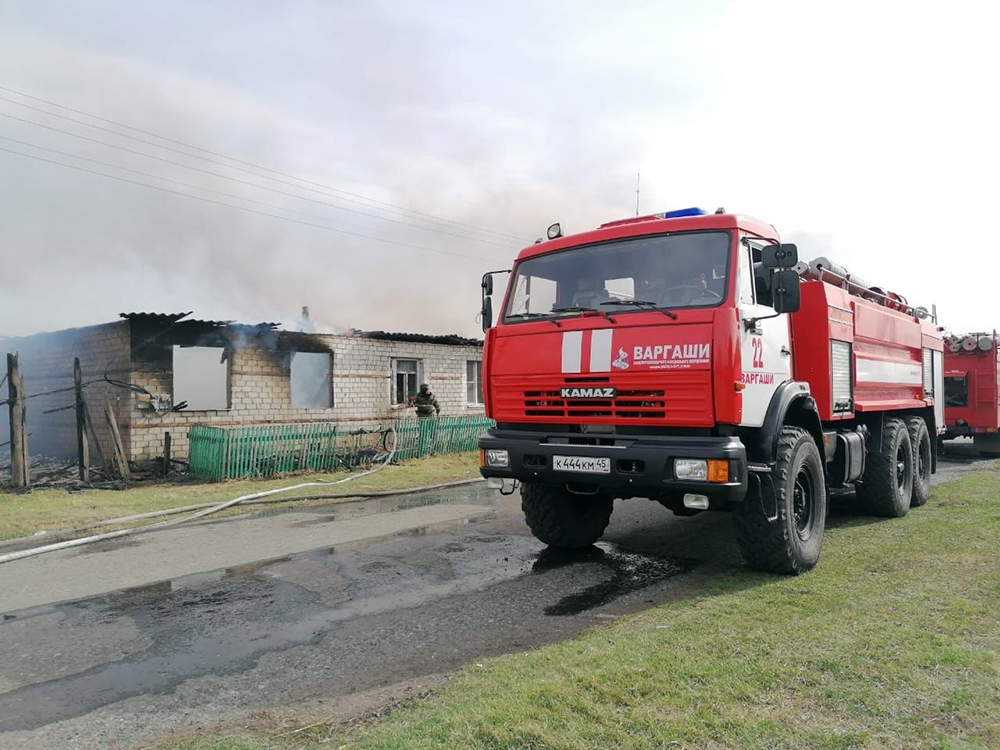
[[166, 464, 1000, 750], [0, 452, 481, 542]]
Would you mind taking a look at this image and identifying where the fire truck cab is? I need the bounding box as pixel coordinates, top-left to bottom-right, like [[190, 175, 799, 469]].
[[479, 209, 944, 574]]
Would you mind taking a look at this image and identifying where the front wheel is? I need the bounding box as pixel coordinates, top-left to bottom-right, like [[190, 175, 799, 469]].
[[520, 483, 613, 549], [733, 426, 827, 575]]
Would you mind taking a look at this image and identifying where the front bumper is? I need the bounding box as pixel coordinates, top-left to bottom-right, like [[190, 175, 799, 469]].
[[479, 428, 748, 503]]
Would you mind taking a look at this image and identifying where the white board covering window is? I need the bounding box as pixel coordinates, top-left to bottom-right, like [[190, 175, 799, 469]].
[[173, 346, 229, 410]]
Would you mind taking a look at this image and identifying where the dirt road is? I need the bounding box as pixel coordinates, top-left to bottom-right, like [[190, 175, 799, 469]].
[[0, 445, 989, 749]]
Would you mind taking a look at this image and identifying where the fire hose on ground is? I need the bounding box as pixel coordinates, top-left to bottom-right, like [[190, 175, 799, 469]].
[[0, 427, 404, 566]]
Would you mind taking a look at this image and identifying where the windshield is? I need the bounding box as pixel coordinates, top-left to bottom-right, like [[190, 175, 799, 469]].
[[503, 231, 731, 321]]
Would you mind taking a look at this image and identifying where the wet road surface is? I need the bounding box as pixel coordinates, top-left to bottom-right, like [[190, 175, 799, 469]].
[[0, 445, 991, 749]]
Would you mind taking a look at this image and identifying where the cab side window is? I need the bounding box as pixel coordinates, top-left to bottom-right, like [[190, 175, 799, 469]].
[[738, 244, 755, 306], [749, 243, 774, 308]]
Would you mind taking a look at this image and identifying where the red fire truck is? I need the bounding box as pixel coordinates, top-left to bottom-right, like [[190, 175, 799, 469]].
[[478, 209, 945, 574], [942, 332, 1000, 456]]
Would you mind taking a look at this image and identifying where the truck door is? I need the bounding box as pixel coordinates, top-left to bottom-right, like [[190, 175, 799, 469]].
[[738, 239, 793, 426]]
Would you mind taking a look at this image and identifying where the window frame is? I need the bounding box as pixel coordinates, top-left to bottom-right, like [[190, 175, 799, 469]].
[[465, 360, 484, 406], [391, 358, 422, 405]]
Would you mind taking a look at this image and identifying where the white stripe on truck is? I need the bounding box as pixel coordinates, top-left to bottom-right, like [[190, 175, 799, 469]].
[[561, 330, 583, 373], [855, 358, 922, 384], [589, 329, 613, 372]]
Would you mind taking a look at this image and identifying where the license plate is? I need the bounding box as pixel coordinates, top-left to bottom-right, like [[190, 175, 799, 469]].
[[552, 455, 611, 474]]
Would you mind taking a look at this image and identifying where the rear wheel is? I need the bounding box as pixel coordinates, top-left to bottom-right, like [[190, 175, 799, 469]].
[[520, 483, 614, 549], [733, 426, 827, 575], [906, 417, 932, 507], [857, 418, 913, 517]]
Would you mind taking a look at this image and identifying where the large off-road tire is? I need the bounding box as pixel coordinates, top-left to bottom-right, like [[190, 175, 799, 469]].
[[733, 426, 827, 575], [974, 434, 1000, 458], [520, 483, 613, 549], [857, 418, 913, 517], [906, 417, 932, 507]]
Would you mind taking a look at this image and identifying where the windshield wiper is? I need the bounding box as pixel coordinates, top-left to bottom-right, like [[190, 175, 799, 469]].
[[550, 306, 617, 324], [506, 312, 562, 328], [600, 299, 678, 320]]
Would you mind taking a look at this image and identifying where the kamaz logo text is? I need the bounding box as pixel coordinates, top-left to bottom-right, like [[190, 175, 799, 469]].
[[560, 387, 617, 399]]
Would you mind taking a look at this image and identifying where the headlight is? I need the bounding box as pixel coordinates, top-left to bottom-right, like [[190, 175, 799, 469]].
[[674, 459, 707, 480], [485, 449, 510, 468]]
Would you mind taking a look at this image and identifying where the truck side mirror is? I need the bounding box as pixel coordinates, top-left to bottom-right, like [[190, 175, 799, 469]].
[[772, 269, 801, 314], [481, 297, 493, 332], [482, 274, 494, 296], [762, 243, 799, 269]]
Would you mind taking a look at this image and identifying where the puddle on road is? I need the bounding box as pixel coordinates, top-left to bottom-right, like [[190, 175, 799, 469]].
[[532, 543, 699, 616], [0, 567, 326, 733], [290, 484, 501, 528]]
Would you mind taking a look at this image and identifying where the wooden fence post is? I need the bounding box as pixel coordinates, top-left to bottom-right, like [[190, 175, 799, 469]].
[[105, 398, 130, 481], [6, 353, 30, 489], [163, 431, 171, 478], [74, 357, 89, 482]]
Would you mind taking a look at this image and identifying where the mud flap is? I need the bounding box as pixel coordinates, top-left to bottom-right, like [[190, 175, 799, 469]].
[[750, 472, 780, 523]]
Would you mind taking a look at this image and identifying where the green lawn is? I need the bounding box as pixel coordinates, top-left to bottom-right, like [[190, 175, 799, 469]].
[[167, 464, 1000, 750], [0, 452, 481, 542]]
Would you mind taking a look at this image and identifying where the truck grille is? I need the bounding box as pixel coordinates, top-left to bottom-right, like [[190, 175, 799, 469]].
[[524, 388, 666, 419]]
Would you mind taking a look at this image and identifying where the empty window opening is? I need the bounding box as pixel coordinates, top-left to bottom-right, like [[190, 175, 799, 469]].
[[393, 359, 421, 404], [291, 352, 332, 408], [173, 346, 228, 410], [467, 360, 484, 405]]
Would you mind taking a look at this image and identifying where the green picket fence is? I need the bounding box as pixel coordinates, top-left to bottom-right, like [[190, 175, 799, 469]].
[[188, 416, 493, 482], [392, 416, 496, 462]]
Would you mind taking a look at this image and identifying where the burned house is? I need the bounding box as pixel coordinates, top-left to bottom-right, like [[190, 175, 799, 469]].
[[1, 312, 485, 467]]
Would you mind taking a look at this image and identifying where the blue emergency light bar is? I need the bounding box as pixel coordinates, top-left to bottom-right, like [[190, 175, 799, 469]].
[[661, 207, 707, 218]]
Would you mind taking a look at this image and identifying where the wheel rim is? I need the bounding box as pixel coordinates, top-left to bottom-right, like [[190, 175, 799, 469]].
[[895, 441, 909, 494], [918, 435, 930, 483], [792, 467, 815, 541]]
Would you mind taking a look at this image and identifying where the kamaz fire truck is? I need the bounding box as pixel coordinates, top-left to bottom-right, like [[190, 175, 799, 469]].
[[478, 208, 945, 574], [942, 331, 1000, 456]]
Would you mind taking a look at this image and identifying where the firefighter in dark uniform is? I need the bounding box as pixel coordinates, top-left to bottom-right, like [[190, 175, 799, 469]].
[[410, 383, 441, 418]]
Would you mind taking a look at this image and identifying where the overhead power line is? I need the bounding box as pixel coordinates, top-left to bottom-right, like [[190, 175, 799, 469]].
[[0, 87, 530, 243], [0, 145, 487, 262], [0, 134, 510, 256], [0, 112, 520, 250]]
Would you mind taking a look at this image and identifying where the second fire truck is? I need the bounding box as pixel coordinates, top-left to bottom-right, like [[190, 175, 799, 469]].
[[942, 331, 1000, 456]]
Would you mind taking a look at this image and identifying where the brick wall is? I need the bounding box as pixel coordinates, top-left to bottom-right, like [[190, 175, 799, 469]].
[[1, 321, 131, 461], [3, 322, 484, 467], [127, 333, 484, 463]]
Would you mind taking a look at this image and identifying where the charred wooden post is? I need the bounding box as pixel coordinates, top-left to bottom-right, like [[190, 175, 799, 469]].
[[105, 398, 130, 482], [6, 353, 30, 489], [74, 357, 89, 482], [163, 431, 171, 478]]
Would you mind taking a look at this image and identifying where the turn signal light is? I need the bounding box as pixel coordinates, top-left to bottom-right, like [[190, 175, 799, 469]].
[[707, 459, 729, 483], [479, 449, 486, 467]]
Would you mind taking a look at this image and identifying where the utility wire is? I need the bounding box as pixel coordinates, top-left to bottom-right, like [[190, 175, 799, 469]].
[[0, 113, 519, 250], [0, 146, 486, 261], [0, 134, 513, 253], [0, 89, 529, 242]]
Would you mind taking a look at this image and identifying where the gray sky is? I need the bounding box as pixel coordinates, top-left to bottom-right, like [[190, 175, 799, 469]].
[[1, 0, 997, 338]]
